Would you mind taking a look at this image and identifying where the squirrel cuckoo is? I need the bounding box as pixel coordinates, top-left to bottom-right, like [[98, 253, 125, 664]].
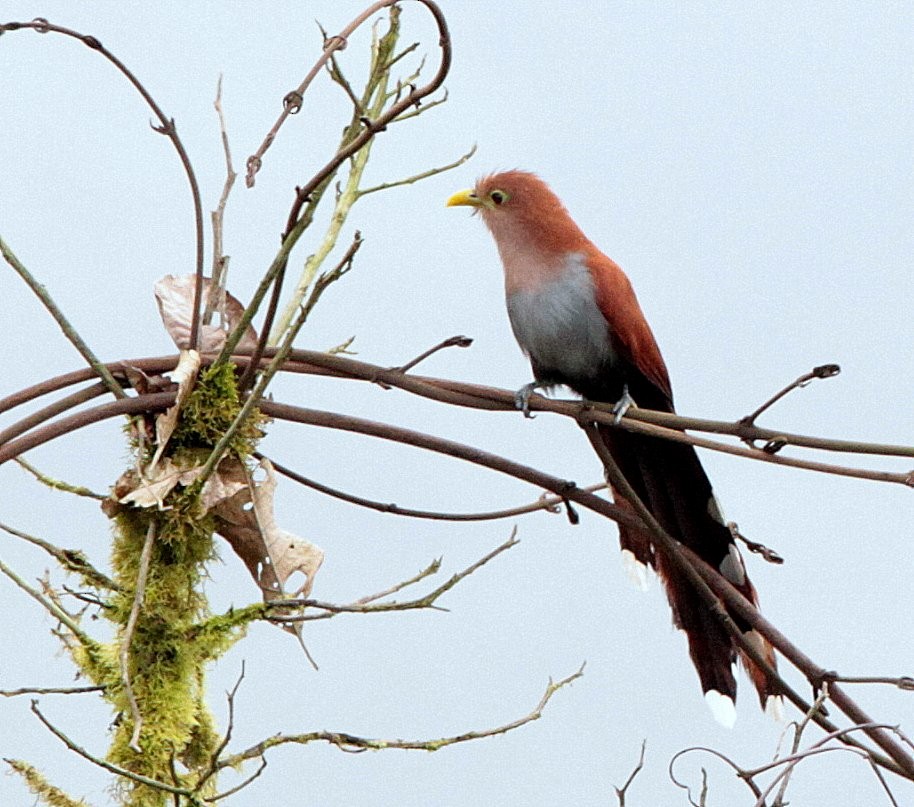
[[447, 170, 778, 725]]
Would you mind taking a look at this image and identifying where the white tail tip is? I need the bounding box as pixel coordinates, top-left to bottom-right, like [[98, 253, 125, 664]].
[[765, 695, 785, 722], [621, 549, 650, 592], [705, 690, 737, 728]]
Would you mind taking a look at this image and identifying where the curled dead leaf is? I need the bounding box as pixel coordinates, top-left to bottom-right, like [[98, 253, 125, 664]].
[[148, 350, 201, 473], [155, 274, 258, 353], [213, 459, 324, 602]]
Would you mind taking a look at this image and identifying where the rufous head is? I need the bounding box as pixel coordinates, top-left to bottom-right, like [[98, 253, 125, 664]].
[[446, 170, 588, 255]]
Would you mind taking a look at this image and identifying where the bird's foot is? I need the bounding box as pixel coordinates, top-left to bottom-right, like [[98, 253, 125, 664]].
[[611, 385, 636, 425], [515, 381, 547, 418]]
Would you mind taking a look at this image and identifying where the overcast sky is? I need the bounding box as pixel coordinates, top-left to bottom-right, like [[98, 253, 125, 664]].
[[2, 2, 913, 805]]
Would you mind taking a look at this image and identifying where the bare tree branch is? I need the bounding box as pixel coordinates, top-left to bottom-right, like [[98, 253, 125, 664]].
[[216, 664, 583, 769], [0, 18, 206, 350], [29, 700, 193, 797], [614, 740, 647, 806]]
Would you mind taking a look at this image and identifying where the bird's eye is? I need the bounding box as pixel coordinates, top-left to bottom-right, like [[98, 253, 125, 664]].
[[489, 189, 509, 206]]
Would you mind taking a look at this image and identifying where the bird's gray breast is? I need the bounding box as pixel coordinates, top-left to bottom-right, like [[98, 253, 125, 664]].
[[505, 255, 616, 380]]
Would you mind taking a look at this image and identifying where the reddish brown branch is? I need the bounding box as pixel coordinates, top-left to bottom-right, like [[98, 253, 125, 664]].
[[262, 452, 594, 522], [2, 378, 911, 779], [0, 19, 206, 350]]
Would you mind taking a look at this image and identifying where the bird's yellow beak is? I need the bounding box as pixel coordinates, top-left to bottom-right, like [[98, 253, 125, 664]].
[[446, 188, 481, 208]]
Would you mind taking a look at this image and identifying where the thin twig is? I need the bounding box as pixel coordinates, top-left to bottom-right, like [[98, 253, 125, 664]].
[[0, 520, 116, 589], [267, 531, 519, 622], [0, 19, 205, 350], [615, 740, 647, 806], [828, 675, 914, 690], [195, 663, 246, 794], [29, 700, 193, 796], [356, 558, 442, 603], [669, 746, 764, 804], [0, 235, 125, 398], [205, 74, 237, 326], [356, 143, 477, 197], [217, 664, 583, 768], [740, 364, 841, 429], [0, 555, 98, 650], [0, 685, 103, 697], [262, 452, 599, 522], [208, 757, 267, 801], [392, 335, 474, 373], [14, 456, 106, 500], [120, 520, 157, 752]]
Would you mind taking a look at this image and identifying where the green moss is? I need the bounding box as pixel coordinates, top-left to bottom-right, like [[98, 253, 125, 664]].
[[104, 501, 216, 805], [6, 760, 90, 807], [170, 363, 265, 454]]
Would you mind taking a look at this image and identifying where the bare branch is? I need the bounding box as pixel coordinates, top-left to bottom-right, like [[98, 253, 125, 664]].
[[14, 456, 106, 500], [0, 520, 115, 590], [263, 452, 600, 523], [0, 555, 98, 651], [267, 531, 519, 622], [614, 740, 647, 806], [29, 700, 193, 797], [195, 663, 246, 795], [828, 675, 914, 690], [669, 746, 763, 804], [391, 334, 474, 373], [0, 18, 206, 350], [205, 73, 237, 327], [357, 143, 477, 197], [740, 363, 841, 429], [217, 664, 583, 768], [0, 685, 104, 697], [208, 757, 267, 802], [356, 558, 442, 604], [0, 236, 125, 399]]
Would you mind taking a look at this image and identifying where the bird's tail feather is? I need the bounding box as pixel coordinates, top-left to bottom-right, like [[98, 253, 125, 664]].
[[599, 424, 776, 712]]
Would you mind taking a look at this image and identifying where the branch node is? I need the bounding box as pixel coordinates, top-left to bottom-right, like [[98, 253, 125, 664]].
[[813, 363, 841, 379], [324, 34, 348, 52], [283, 90, 304, 114], [763, 438, 787, 454]]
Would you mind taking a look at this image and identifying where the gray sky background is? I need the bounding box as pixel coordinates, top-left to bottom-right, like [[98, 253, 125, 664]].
[[2, 2, 913, 805]]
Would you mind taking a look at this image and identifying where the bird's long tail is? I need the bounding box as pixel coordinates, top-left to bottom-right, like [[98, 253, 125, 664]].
[[597, 424, 778, 721]]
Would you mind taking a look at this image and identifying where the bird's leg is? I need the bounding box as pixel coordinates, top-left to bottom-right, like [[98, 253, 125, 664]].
[[514, 380, 549, 418], [611, 384, 636, 425]]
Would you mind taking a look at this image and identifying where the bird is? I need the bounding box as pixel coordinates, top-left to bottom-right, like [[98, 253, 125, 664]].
[[447, 170, 778, 725]]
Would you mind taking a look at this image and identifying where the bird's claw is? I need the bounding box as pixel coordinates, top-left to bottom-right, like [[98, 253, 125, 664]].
[[514, 381, 542, 418], [612, 385, 636, 425]]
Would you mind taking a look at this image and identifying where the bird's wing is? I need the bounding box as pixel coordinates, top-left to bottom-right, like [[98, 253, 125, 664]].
[[584, 245, 674, 409]]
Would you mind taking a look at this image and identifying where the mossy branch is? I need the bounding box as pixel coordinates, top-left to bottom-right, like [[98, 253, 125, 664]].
[[14, 456, 107, 500]]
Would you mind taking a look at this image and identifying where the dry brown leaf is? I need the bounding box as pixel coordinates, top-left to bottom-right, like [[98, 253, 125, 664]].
[[154, 274, 258, 353], [213, 459, 323, 601], [198, 456, 248, 512], [148, 350, 200, 473], [118, 458, 205, 510]]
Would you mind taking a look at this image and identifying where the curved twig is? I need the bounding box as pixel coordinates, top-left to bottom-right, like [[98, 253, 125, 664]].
[[0, 18, 206, 351], [262, 452, 596, 523], [233, 0, 452, 391]]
